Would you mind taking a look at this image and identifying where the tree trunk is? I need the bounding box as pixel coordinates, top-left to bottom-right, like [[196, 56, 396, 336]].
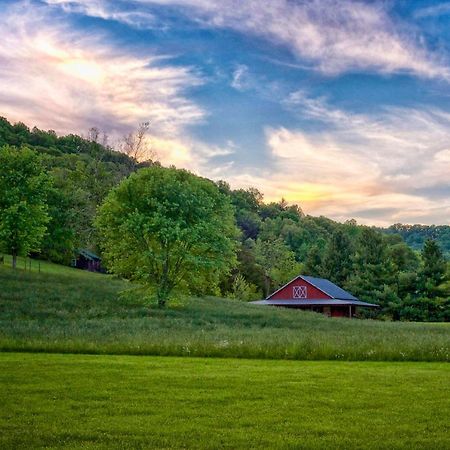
[[264, 274, 271, 298], [12, 253, 17, 269], [156, 286, 169, 308]]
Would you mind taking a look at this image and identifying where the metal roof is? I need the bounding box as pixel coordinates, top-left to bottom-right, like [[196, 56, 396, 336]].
[[78, 248, 101, 261], [265, 275, 358, 301], [251, 299, 378, 307], [300, 276, 357, 300]]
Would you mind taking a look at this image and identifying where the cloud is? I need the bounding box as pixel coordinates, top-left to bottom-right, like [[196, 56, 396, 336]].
[[218, 94, 450, 226], [0, 1, 209, 168], [414, 3, 450, 19], [45, 0, 158, 29], [48, 0, 450, 79], [230, 64, 250, 91]]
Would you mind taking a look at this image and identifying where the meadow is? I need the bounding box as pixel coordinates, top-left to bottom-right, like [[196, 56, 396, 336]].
[[0, 258, 448, 361], [1, 352, 449, 449]]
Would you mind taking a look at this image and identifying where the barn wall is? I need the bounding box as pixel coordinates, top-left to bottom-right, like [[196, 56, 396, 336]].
[[270, 278, 330, 300], [331, 307, 349, 318]]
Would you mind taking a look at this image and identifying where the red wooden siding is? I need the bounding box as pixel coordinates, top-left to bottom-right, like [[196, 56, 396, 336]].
[[270, 278, 331, 300]]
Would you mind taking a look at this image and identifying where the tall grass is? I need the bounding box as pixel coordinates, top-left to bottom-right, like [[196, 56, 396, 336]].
[[0, 264, 448, 361]]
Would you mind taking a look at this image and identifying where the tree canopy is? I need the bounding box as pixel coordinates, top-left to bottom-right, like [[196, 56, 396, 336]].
[[0, 146, 51, 267], [96, 166, 238, 306]]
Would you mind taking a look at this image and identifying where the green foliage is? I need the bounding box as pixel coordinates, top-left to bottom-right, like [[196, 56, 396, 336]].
[[382, 223, 450, 259], [0, 146, 51, 267], [96, 166, 238, 306], [321, 229, 353, 285], [227, 274, 261, 301], [0, 117, 141, 259], [254, 237, 301, 297], [420, 239, 447, 295], [39, 183, 77, 264], [1, 354, 449, 449], [346, 228, 398, 309]]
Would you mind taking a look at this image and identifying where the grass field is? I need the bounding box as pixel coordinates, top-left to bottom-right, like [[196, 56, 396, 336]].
[[0, 260, 449, 361], [1, 353, 449, 449]]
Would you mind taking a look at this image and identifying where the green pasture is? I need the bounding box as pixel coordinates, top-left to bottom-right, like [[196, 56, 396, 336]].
[[0, 262, 448, 361], [0, 353, 449, 449]]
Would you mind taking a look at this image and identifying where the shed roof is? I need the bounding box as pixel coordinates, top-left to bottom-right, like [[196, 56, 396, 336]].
[[78, 248, 101, 261]]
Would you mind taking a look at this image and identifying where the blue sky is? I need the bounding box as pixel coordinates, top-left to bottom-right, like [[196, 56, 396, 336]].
[[1, 0, 450, 225]]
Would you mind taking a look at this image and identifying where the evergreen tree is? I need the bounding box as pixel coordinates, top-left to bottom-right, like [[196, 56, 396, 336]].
[[420, 239, 446, 298], [321, 229, 353, 285], [346, 228, 398, 310]]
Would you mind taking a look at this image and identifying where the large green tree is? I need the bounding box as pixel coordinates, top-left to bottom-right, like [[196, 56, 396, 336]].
[[96, 166, 238, 306], [0, 146, 51, 268]]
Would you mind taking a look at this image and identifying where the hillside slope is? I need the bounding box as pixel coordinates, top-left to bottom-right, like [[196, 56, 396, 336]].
[[0, 260, 448, 361]]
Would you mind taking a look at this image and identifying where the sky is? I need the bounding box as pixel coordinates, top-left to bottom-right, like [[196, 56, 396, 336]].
[[0, 0, 450, 226]]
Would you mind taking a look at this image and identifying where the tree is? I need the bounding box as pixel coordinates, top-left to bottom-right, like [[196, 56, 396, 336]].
[[420, 239, 446, 297], [346, 228, 397, 310], [303, 245, 323, 277], [0, 146, 51, 268], [254, 237, 300, 297], [119, 122, 156, 169], [321, 229, 353, 285], [96, 166, 238, 307], [227, 274, 261, 301], [39, 184, 77, 264]]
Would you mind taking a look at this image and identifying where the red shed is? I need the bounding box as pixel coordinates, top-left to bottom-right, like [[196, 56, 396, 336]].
[[251, 275, 378, 318]]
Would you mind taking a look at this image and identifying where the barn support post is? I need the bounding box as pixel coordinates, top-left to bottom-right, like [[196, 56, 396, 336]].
[[349, 305, 352, 318]]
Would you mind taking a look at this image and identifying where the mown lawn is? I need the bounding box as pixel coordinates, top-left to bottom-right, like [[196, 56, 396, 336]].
[[0, 353, 449, 449], [0, 262, 449, 361]]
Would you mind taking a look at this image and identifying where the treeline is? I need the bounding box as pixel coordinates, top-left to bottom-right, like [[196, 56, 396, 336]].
[[0, 117, 448, 321], [381, 224, 450, 259]]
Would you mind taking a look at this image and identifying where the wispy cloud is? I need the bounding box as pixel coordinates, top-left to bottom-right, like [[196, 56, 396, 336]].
[[0, 1, 207, 166], [220, 93, 450, 226], [48, 0, 450, 79], [414, 2, 450, 19], [230, 64, 250, 91], [45, 0, 158, 29]]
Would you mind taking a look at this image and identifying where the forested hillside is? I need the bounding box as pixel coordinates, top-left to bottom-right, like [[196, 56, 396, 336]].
[[0, 117, 448, 321], [0, 117, 151, 263], [382, 224, 450, 259]]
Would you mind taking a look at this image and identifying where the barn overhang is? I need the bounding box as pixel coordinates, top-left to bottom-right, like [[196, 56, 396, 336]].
[[251, 299, 379, 308]]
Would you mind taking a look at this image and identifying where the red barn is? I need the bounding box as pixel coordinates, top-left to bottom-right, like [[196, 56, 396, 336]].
[[251, 275, 378, 318]]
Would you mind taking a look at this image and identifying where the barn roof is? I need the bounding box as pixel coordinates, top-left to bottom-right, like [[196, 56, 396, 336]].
[[300, 276, 357, 300], [252, 299, 378, 307], [266, 275, 358, 301]]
